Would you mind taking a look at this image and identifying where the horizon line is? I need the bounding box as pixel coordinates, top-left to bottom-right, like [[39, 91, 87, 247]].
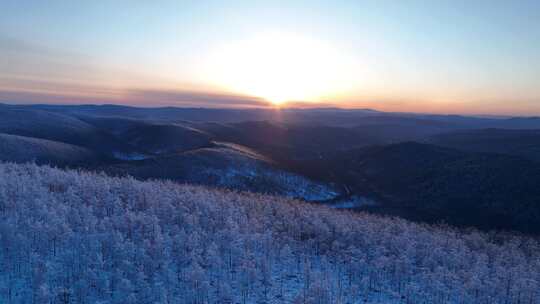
[[1, 101, 535, 119]]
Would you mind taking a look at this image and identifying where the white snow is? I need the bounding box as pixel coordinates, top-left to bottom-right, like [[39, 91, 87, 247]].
[[0, 162, 537, 304]]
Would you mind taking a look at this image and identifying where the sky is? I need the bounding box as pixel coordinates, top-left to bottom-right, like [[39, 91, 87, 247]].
[[1, 0, 539, 115]]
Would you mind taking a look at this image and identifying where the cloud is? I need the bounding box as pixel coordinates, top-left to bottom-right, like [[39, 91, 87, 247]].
[[0, 36, 271, 108], [0, 89, 113, 105], [0, 87, 272, 108], [282, 100, 339, 109], [126, 89, 271, 108], [0, 36, 97, 81]]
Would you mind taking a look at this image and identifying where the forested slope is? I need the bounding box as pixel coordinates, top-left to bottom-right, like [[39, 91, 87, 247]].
[[0, 163, 538, 303], [298, 142, 540, 233], [0, 133, 98, 165]]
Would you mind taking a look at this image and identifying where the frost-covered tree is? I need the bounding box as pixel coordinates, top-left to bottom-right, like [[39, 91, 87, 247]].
[[0, 162, 538, 303]]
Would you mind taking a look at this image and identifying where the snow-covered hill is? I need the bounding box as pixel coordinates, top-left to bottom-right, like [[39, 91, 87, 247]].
[[105, 142, 338, 201], [0, 133, 97, 165], [0, 162, 538, 303], [0, 106, 136, 156]]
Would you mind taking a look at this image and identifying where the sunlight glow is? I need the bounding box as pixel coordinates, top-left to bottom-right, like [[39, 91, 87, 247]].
[[204, 32, 359, 105]]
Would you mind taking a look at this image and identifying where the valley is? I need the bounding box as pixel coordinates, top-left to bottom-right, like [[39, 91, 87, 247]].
[[2, 103, 540, 233]]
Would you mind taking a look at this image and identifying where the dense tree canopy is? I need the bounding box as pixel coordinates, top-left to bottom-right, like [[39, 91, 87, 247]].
[[0, 162, 538, 303]]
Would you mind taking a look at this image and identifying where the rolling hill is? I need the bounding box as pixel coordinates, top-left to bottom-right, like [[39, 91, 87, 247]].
[[3, 103, 540, 233], [0, 133, 98, 165], [428, 128, 540, 162], [304, 142, 540, 233], [103, 142, 338, 201], [0, 106, 136, 156], [121, 123, 212, 155], [199, 121, 383, 160]]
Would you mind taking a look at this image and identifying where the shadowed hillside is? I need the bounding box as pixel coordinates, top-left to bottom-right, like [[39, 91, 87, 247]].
[[0, 133, 98, 165], [428, 128, 540, 162], [295, 142, 540, 233]]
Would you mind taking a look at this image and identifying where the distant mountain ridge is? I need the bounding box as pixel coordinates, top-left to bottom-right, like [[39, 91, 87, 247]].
[[2, 103, 540, 233], [8, 103, 540, 127], [428, 128, 540, 162]]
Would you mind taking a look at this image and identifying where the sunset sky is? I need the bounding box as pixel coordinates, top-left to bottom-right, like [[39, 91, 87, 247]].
[[1, 0, 539, 115]]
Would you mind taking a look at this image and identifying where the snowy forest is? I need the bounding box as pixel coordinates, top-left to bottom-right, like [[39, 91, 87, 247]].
[[0, 162, 539, 304]]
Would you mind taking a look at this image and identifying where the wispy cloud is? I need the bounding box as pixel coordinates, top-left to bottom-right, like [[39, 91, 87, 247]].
[[0, 36, 270, 108], [0, 87, 271, 108], [0, 36, 98, 83], [126, 89, 271, 108], [283, 100, 339, 109]]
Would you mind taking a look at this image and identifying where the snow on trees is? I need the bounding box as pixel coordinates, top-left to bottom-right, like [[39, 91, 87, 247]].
[[0, 162, 538, 303]]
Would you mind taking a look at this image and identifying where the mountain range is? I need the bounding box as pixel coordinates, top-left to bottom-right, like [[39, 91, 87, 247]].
[[2, 103, 540, 233]]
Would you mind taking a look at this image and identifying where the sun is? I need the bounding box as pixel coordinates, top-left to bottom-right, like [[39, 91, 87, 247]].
[[204, 32, 357, 105], [268, 98, 285, 107]]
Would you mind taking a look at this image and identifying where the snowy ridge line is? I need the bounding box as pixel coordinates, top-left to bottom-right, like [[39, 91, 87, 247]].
[[0, 162, 538, 303]]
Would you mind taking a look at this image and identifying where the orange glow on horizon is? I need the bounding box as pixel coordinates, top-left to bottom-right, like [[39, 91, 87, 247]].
[[202, 32, 360, 105]]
